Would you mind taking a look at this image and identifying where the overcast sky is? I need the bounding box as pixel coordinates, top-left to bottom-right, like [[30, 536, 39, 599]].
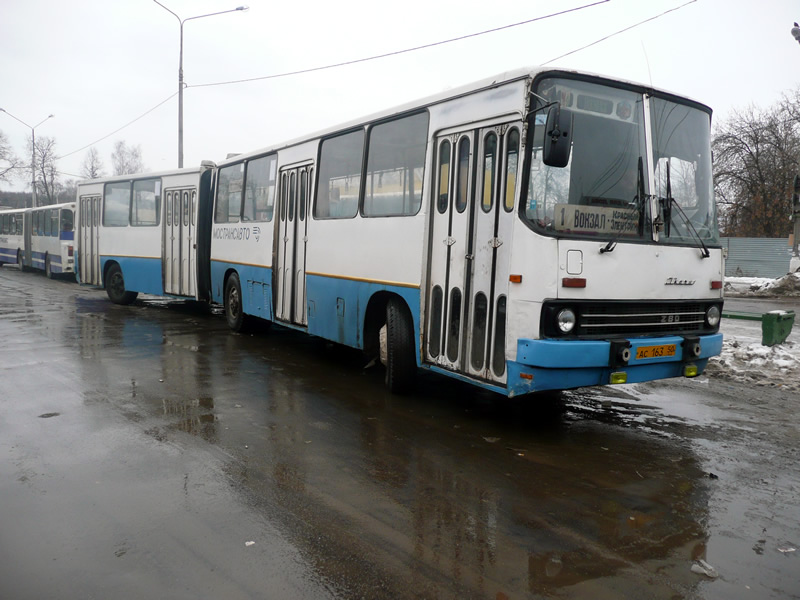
[[1, 0, 799, 193]]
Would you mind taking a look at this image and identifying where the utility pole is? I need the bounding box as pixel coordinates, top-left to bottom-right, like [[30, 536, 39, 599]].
[[153, 1, 248, 168]]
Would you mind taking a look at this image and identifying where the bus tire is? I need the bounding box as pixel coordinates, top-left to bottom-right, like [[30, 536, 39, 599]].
[[105, 263, 138, 305], [17, 250, 26, 272], [224, 272, 250, 333], [45, 255, 54, 279], [385, 297, 416, 394]]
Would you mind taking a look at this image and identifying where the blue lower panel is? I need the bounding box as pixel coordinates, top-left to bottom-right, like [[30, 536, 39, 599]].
[[306, 274, 421, 353], [507, 333, 723, 396], [0, 246, 19, 263], [210, 261, 274, 321], [31, 251, 46, 270], [101, 256, 164, 296]]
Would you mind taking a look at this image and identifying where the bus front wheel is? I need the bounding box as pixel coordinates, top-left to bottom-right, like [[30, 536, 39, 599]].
[[105, 264, 138, 305], [224, 272, 250, 333], [385, 298, 416, 394]]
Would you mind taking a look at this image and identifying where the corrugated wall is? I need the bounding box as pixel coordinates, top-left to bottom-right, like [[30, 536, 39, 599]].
[[721, 237, 793, 278]]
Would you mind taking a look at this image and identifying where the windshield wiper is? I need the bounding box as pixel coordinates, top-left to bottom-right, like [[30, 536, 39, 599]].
[[657, 160, 710, 259], [601, 157, 646, 254]]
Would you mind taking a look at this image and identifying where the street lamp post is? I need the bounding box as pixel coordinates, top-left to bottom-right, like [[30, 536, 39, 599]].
[[0, 108, 54, 208], [153, 1, 248, 168]]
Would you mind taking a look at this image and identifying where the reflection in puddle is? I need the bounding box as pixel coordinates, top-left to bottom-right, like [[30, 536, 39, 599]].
[[64, 290, 714, 598]]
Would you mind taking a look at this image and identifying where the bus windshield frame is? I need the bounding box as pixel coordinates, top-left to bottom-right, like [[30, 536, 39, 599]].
[[521, 74, 719, 248]]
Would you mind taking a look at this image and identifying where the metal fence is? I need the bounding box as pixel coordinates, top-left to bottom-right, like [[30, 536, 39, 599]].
[[720, 237, 793, 278]]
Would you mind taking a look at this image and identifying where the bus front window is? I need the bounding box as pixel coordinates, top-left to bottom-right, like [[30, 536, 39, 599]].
[[650, 98, 718, 246], [525, 77, 650, 241]]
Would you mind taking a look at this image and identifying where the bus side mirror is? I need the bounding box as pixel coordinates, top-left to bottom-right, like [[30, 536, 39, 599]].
[[543, 105, 573, 168]]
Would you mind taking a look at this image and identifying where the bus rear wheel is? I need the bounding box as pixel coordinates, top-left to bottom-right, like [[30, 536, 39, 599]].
[[385, 298, 416, 394], [17, 250, 26, 272], [105, 263, 138, 305], [45, 255, 54, 279], [224, 272, 250, 332]]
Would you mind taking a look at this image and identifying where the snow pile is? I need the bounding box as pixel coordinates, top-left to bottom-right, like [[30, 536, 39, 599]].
[[706, 338, 800, 391], [725, 272, 800, 297], [702, 273, 800, 389]]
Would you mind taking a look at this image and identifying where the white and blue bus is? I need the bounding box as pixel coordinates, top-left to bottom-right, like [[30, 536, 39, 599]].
[[77, 66, 725, 397], [0, 202, 76, 278], [76, 166, 214, 303]]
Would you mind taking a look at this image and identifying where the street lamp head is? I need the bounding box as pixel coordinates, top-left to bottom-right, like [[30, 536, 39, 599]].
[[236, 5, 249, 11], [793, 22, 800, 44]]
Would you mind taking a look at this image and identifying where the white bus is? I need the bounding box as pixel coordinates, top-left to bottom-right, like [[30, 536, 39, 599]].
[[75, 166, 214, 303], [0, 203, 76, 278], [79, 67, 725, 397], [207, 67, 724, 396], [0, 208, 26, 268]]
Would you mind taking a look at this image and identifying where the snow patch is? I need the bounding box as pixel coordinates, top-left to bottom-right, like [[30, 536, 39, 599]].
[[707, 338, 800, 391], [725, 273, 800, 297]]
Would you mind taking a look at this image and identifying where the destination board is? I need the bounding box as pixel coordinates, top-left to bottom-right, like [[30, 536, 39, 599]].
[[553, 203, 639, 236]]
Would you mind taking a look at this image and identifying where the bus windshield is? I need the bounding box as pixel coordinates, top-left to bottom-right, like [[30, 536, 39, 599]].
[[650, 97, 718, 246], [523, 77, 719, 247]]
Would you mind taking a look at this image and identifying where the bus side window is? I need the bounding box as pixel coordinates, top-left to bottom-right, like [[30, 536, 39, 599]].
[[242, 154, 276, 222], [132, 179, 161, 226], [215, 163, 244, 223], [50, 209, 59, 236], [314, 129, 364, 219], [104, 181, 132, 226], [363, 111, 428, 217]]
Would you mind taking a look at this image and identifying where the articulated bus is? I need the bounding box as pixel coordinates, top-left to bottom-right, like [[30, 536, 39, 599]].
[[76, 66, 724, 397], [76, 166, 214, 302], [0, 202, 76, 278]]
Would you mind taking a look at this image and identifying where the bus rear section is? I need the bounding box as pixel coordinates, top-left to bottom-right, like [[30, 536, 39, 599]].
[[0, 204, 75, 278], [0, 209, 27, 269], [29, 203, 76, 278], [76, 166, 214, 303]]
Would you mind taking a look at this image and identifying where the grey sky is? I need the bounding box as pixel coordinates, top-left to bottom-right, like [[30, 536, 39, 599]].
[[1, 0, 798, 192]]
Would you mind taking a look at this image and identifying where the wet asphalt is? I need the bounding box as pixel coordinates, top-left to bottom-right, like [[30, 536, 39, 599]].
[[0, 266, 798, 600]]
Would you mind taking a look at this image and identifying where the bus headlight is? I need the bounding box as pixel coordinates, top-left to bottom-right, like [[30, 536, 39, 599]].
[[706, 305, 721, 328], [556, 308, 576, 333]]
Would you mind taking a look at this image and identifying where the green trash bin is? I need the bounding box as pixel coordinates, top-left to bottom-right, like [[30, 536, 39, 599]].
[[761, 311, 795, 346]]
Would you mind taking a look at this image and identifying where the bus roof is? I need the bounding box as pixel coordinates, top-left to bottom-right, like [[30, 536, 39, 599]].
[[215, 65, 711, 168], [76, 164, 211, 187]]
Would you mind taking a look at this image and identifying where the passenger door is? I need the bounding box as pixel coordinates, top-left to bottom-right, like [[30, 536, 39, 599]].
[[163, 187, 197, 297], [425, 122, 521, 384], [274, 163, 313, 326], [79, 195, 101, 285]]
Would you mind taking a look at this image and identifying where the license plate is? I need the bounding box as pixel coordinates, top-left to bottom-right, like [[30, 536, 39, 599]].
[[635, 344, 676, 359]]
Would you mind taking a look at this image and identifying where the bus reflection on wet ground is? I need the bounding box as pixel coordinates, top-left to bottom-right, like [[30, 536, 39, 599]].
[[65, 289, 713, 598]]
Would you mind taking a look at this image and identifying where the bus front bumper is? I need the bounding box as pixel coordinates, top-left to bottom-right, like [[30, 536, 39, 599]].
[[507, 333, 723, 397]]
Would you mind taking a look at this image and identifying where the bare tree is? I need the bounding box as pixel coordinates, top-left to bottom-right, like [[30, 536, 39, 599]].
[[111, 140, 144, 175], [0, 129, 22, 185], [28, 135, 59, 206], [57, 179, 78, 203], [81, 147, 105, 179], [712, 99, 800, 237]]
